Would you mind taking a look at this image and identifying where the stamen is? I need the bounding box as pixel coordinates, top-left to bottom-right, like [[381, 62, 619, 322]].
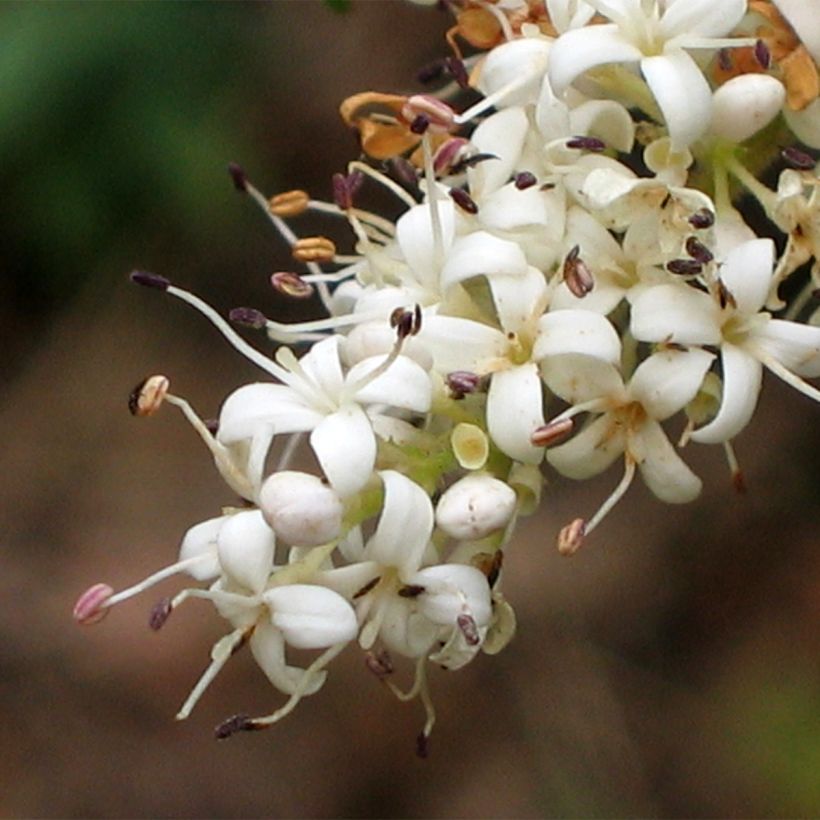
[[557, 518, 585, 556], [227, 162, 248, 192], [751, 347, 820, 405], [444, 55, 470, 90], [292, 236, 337, 264], [454, 67, 542, 124], [128, 374, 170, 417], [688, 208, 715, 229], [754, 39, 770, 69], [130, 270, 170, 291], [457, 613, 480, 646], [268, 189, 310, 218], [105, 554, 215, 609], [563, 245, 594, 298], [271, 272, 315, 299], [350, 160, 418, 208], [449, 187, 479, 214], [401, 95, 456, 134], [73, 583, 114, 625], [667, 259, 703, 276], [583, 456, 638, 537], [332, 171, 365, 211], [723, 441, 746, 494], [417, 58, 446, 85], [433, 137, 471, 175], [781, 146, 816, 171], [446, 370, 482, 399], [685, 236, 714, 264], [229, 307, 268, 329], [565, 136, 606, 152], [421, 133, 446, 275], [531, 417, 574, 448], [364, 649, 394, 679], [514, 171, 537, 190]]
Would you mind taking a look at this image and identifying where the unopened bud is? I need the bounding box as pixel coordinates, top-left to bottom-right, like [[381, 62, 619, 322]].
[[128, 375, 169, 417], [229, 307, 268, 329], [563, 245, 594, 298], [73, 583, 114, 625], [666, 259, 703, 276], [457, 613, 480, 646], [130, 270, 170, 290], [401, 94, 456, 134], [685, 236, 714, 264], [227, 162, 248, 192], [530, 417, 573, 448], [364, 649, 394, 678], [435, 474, 517, 540], [557, 518, 585, 556], [267, 189, 310, 217], [271, 271, 314, 299], [566, 136, 606, 152], [332, 171, 365, 210], [514, 171, 537, 190], [449, 187, 479, 214], [292, 236, 336, 264], [782, 146, 816, 171]]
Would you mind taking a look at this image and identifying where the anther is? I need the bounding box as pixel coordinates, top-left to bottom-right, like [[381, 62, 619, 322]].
[[457, 613, 480, 646], [667, 259, 703, 276], [364, 649, 394, 679], [267, 189, 310, 218], [717, 280, 737, 310], [563, 245, 594, 298], [130, 270, 170, 291], [433, 137, 470, 175], [292, 236, 337, 264], [417, 58, 446, 85], [754, 39, 771, 69], [397, 584, 425, 598], [566, 136, 606, 152], [514, 171, 537, 190], [128, 375, 170, 417], [271, 271, 314, 299], [402, 94, 456, 134], [416, 731, 430, 759], [446, 370, 481, 399], [148, 597, 173, 631], [410, 114, 430, 135], [331, 170, 365, 210], [386, 156, 421, 190], [557, 518, 586, 556], [444, 56, 470, 90], [353, 576, 381, 599], [214, 713, 256, 740], [782, 146, 816, 171], [688, 208, 715, 229], [228, 307, 268, 329], [718, 48, 732, 72], [227, 162, 248, 193], [449, 187, 479, 214], [530, 417, 573, 448], [450, 153, 498, 175], [390, 305, 422, 338], [685, 236, 714, 264], [73, 583, 114, 626]]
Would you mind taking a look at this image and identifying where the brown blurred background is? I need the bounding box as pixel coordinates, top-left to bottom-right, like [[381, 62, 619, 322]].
[[1, 2, 819, 817]]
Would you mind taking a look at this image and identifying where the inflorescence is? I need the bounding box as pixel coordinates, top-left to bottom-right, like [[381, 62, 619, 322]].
[[74, 0, 820, 753]]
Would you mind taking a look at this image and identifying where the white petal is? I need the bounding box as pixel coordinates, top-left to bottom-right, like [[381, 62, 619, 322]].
[[630, 419, 702, 503], [489, 268, 548, 335], [479, 184, 552, 231], [630, 283, 721, 345], [441, 231, 529, 290], [660, 0, 746, 39], [318, 560, 381, 600], [348, 354, 432, 413], [475, 37, 551, 107], [178, 516, 225, 581], [249, 622, 326, 696], [535, 77, 571, 143], [641, 51, 712, 150], [310, 403, 376, 497], [264, 584, 358, 649], [396, 198, 456, 282], [486, 364, 546, 464], [549, 24, 643, 95], [719, 238, 775, 315], [217, 383, 321, 445], [541, 354, 625, 404], [467, 107, 529, 196], [546, 0, 596, 32], [772, 0, 820, 63], [536, 309, 622, 362], [711, 74, 786, 143], [690, 343, 763, 443], [755, 319, 820, 378], [784, 98, 820, 150], [298, 336, 344, 399], [628, 348, 715, 420], [366, 470, 434, 573], [216, 510, 275, 594], [568, 98, 635, 152], [376, 596, 437, 658], [547, 412, 625, 479], [419, 315, 507, 374], [411, 564, 493, 627]]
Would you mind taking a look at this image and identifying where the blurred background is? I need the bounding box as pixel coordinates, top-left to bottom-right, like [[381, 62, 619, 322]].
[[1, 2, 819, 817]]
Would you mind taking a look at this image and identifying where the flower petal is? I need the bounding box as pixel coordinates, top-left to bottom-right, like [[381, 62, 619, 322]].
[[249, 622, 326, 696], [641, 50, 712, 150], [217, 510, 275, 594], [690, 343, 763, 443], [264, 584, 358, 649], [410, 564, 493, 627], [547, 412, 625, 479], [630, 283, 721, 345], [486, 363, 546, 464], [536, 309, 622, 362], [467, 107, 529, 196], [298, 336, 344, 399], [419, 315, 507, 374], [396, 197, 456, 285], [310, 403, 376, 497], [660, 0, 746, 39], [719, 238, 775, 315], [441, 231, 529, 290], [489, 268, 548, 336], [178, 516, 225, 581], [348, 354, 432, 413], [754, 319, 820, 378], [630, 419, 701, 503], [475, 37, 551, 108]]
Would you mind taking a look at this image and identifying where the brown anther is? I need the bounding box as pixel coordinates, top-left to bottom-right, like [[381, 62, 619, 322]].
[[717, 280, 737, 310], [444, 55, 470, 90], [409, 114, 430, 135], [514, 171, 537, 190], [563, 245, 594, 298], [433, 137, 470, 175], [128, 375, 170, 417], [457, 613, 481, 646], [149, 597, 173, 631], [446, 370, 481, 399], [214, 713, 257, 740], [204, 418, 219, 436], [353, 576, 381, 599], [73, 583, 114, 625], [271, 271, 315, 299], [718, 48, 732, 71], [397, 584, 425, 598], [401, 94, 456, 134], [450, 7, 503, 53], [386, 156, 421, 190], [332, 170, 365, 210], [667, 259, 703, 276], [688, 207, 715, 229], [267, 189, 309, 218], [292, 236, 336, 264], [754, 38, 771, 68], [781, 146, 816, 170], [229, 307, 268, 329], [531, 417, 574, 448], [390, 305, 422, 339], [566, 136, 606, 152], [685, 236, 714, 264], [364, 649, 394, 679], [449, 152, 499, 175], [557, 518, 586, 556], [227, 162, 248, 192], [449, 187, 479, 214]]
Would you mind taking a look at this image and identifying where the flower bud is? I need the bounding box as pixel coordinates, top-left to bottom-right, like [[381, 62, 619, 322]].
[[435, 474, 516, 540], [259, 471, 343, 546], [711, 75, 785, 144]]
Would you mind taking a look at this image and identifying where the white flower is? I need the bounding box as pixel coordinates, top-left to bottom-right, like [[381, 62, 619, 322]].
[[217, 334, 431, 497], [549, 0, 749, 149], [630, 238, 820, 443]]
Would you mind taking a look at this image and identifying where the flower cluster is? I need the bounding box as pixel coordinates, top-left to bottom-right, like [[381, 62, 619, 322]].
[[75, 0, 820, 752]]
